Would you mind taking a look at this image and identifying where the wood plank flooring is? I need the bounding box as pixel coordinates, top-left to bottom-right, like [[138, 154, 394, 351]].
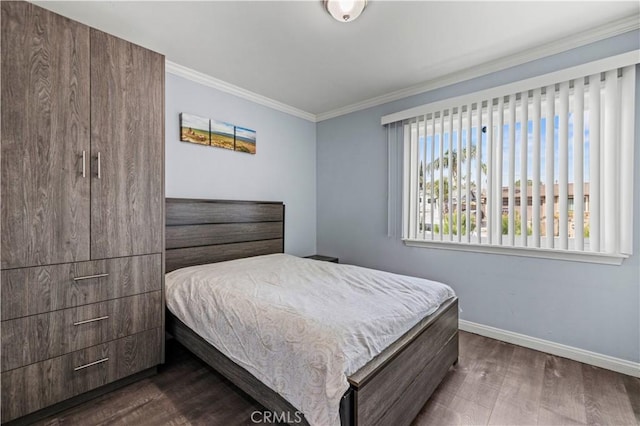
[[36, 331, 639, 426]]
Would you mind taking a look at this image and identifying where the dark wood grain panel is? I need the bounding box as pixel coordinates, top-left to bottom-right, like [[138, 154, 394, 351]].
[[1, 292, 161, 372], [166, 239, 284, 272], [115, 328, 163, 380], [1, 0, 90, 269], [375, 334, 458, 426], [354, 300, 458, 426], [1, 349, 72, 423], [166, 199, 284, 226], [108, 291, 162, 339], [90, 29, 164, 259], [1, 328, 160, 422], [166, 222, 283, 250], [165, 199, 284, 272], [1, 254, 161, 321], [1, 262, 74, 320]]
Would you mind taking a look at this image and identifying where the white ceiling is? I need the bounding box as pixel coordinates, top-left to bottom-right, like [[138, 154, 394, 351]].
[[35, 1, 639, 119]]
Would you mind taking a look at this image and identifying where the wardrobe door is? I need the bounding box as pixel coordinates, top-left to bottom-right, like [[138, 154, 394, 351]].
[[1, 1, 90, 269], [90, 29, 164, 258]]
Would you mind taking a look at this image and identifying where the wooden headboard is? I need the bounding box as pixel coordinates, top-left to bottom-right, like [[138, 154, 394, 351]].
[[165, 198, 285, 272]]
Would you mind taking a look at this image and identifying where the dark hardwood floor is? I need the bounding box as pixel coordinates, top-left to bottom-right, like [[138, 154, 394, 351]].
[[36, 331, 639, 426]]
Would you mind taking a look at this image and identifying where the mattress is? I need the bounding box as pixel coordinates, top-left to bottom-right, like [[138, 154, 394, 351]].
[[165, 253, 455, 426]]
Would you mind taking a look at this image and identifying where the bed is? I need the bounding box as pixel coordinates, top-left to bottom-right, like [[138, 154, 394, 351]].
[[164, 198, 458, 426]]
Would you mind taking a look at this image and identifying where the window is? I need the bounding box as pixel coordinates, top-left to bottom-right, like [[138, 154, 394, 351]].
[[383, 53, 637, 264]]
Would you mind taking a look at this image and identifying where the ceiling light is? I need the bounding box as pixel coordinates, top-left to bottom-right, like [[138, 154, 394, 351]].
[[324, 0, 367, 23]]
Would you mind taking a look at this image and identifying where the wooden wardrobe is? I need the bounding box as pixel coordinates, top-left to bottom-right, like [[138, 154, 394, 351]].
[[1, 1, 165, 422]]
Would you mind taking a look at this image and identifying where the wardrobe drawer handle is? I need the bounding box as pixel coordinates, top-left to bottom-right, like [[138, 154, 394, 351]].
[[73, 315, 109, 326], [74, 357, 109, 371], [73, 273, 109, 281]]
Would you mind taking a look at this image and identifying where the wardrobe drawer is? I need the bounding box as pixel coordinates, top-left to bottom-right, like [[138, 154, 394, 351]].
[[1, 328, 161, 422], [1, 291, 161, 372], [1, 254, 161, 321]]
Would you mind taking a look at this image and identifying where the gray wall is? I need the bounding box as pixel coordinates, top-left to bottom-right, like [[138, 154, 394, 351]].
[[317, 31, 640, 363], [166, 73, 317, 256]]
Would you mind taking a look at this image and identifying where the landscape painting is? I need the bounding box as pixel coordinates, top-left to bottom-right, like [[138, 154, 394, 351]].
[[180, 113, 210, 145], [234, 126, 257, 154], [210, 120, 236, 150]]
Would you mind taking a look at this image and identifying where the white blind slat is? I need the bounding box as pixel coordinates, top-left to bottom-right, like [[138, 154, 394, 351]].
[[388, 123, 402, 238], [532, 88, 541, 248], [439, 111, 445, 239], [476, 103, 483, 244], [388, 123, 392, 237], [495, 98, 504, 245], [448, 108, 454, 241], [573, 80, 585, 251], [429, 114, 435, 240], [420, 116, 427, 239], [520, 91, 529, 247], [402, 123, 411, 239], [588, 73, 601, 253], [603, 70, 619, 254], [545, 85, 555, 248], [558, 81, 569, 250], [466, 104, 472, 243], [508, 94, 516, 246], [456, 107, 463, 241], [409, 119, 419, 239], [619, 66, 636, 255], [486, 100, 494, 245]]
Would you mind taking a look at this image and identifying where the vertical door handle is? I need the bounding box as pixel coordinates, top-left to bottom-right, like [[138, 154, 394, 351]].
[[82, 151, 86, 177], [97, 152, 102, 179]]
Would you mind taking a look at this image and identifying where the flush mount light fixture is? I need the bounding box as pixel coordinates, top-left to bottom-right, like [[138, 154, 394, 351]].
[[324, 0, 367, 23]]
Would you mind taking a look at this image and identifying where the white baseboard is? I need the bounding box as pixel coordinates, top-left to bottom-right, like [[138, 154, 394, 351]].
[[458, 319, 640, 378]]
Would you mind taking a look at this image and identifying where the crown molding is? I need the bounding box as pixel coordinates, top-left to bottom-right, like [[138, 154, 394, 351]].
[[165, 13, 639, 124], [165, 61, 317, 123], [316, 13, 640, 122]]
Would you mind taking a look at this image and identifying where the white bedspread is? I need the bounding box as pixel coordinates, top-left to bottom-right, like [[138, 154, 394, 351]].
[[165, 253, 455, 426]]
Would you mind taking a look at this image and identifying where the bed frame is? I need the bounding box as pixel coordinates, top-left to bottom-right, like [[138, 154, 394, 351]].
[[165, 198, 458, 426]]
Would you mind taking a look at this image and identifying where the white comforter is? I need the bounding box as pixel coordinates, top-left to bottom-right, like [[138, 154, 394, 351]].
[[165, 253, 455, 426]]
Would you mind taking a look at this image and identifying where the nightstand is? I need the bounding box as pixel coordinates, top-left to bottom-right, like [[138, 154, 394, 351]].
[[304, 254, 339, 263]]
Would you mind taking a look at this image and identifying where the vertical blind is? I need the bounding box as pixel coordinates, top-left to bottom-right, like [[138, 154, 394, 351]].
[[384, 53, 637, 259]]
